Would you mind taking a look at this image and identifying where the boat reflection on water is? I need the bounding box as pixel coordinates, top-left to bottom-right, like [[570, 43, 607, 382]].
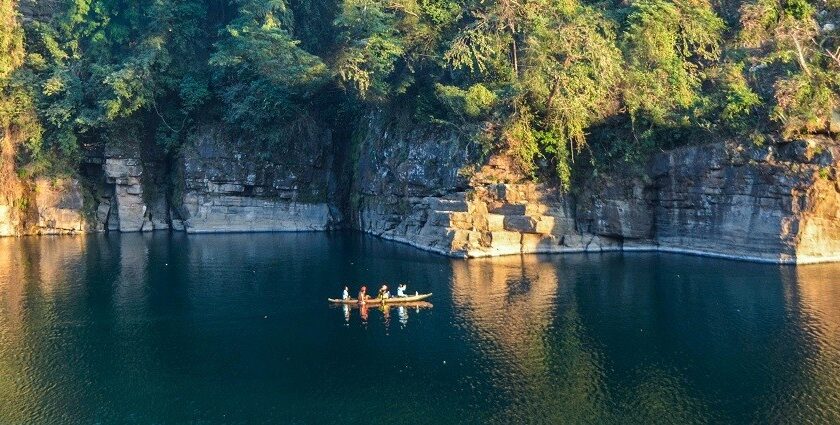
[[331, 301, 433, 328], [398, 305, 408, 327]]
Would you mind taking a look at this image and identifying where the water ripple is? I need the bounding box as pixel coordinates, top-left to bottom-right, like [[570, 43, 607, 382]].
[[0, 235, 838, 423]]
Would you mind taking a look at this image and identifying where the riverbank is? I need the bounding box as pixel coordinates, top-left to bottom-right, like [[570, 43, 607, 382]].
[[366, 229, 840, 264], [3, 120, 840, 264]]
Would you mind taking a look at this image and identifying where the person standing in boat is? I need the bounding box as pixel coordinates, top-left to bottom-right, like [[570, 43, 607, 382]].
[[342, 286, 350, 300]]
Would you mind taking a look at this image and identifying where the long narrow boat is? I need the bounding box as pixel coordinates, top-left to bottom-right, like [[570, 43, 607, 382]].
[[327, 293, 432, 304], [330, 301, 433, 310]]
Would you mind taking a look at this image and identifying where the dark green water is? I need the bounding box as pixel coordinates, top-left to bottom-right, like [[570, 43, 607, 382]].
[[1, 232, 838, 424]]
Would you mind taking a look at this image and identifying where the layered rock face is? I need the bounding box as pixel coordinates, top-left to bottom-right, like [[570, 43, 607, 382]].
[[86, 143, 170, 233], [176, 126, 337, 233], [1, 119, 91, 235], [353, 119, 622, 257], [0, 125, 340, 237], [3, 113, 840, 264], [650, 140, 840, 263], [31, 178, 87, 234], [102, 150, 152, 232], [0, 165, 103, 237], [372, 183, 622, 258], [353, 118, 481, 254], [354, 120, 840, 263], [0, 177, 89, 236]]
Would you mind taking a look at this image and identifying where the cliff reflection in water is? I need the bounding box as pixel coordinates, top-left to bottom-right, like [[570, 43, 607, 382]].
[[0, 236, 95, 423], [451, 255, 617, 423], [770, 265, 840, 422], [449, 253, 840, 424], [0, 233, 839, 423]]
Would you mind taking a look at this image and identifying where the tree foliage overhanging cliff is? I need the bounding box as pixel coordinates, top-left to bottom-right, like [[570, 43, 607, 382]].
[[1, 0, 839, 187]]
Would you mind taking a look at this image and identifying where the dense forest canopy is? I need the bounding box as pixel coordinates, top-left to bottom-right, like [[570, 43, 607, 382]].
[[1, 0, 839, 187]]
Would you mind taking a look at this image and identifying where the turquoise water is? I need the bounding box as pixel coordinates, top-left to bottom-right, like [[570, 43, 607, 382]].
[[0, 232, 838, 424]]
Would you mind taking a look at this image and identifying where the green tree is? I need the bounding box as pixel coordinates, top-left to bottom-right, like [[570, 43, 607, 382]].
[[334, 0, 406, 100], [4, 0, 838, 191], [1, 0, 42, 176], [211, 0, 329, 143], [622, 0, 725, 125], [740, 0, 839, 137]]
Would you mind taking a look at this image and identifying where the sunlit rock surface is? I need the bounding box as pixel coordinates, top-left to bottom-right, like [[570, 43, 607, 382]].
[[651, 139, 840, 263], [354, 123, 840, 263], [352, 118, 636, 257], [31, 178, 86, 234]]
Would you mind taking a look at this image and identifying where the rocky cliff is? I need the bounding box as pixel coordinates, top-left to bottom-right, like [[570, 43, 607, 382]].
[[0, 176, 89, 236], [351, 119, 624, 257], [1, 123, 93, 236], [352, 119, 840, 264], [650, 139, 840, 263], [175, 125, 338, 233], [2, 116, 840, 264]]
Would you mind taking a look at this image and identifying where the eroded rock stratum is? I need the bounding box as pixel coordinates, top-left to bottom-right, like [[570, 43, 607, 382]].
[[354, 118, 840, 264], [2, 117, 840, 264], [175, 125, 338, 233]]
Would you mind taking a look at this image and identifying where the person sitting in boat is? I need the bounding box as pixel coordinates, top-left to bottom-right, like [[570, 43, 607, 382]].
[[358, 286, 368, 304], [397, 284, 407, 297], [342, 286, 350, 300], [377, 285, 390, 300]]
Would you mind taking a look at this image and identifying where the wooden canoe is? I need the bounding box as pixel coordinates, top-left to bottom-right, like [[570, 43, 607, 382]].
[[330, 301, 433, 310], [328, 293, 432, 304]]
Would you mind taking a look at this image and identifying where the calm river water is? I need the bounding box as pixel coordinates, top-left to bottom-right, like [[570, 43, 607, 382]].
[[0, 232, 838, 424]]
